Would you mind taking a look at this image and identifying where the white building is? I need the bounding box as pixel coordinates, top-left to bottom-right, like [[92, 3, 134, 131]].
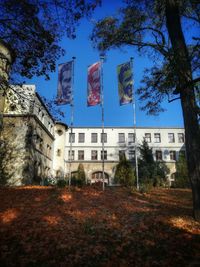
[[0, 40, 186, 186], [53, 124, 185, 185], [1, 82, 185, 186]]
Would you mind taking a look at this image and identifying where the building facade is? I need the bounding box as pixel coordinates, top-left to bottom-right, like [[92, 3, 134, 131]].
[[0, 42, 187, 186], [0, 84, 185, 186], [53, 125, 185, 185], [0, 85, 55, 185]]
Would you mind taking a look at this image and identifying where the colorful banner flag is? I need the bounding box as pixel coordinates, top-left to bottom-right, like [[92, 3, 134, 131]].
[[55, 61, 73, 105], [87, 62, 101, 106], [117, 62, 133, 105]]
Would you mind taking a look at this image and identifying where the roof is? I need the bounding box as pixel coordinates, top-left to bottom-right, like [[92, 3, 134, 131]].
[[55, 121, 68, 130]]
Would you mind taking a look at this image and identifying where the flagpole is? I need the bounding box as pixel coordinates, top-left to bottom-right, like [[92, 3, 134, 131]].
[[130, 57, 139, 190], [69, 56, 75, 188], [100, 53, 105, 191]]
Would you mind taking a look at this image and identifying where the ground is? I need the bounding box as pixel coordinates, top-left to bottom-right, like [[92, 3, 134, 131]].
[[0, 186, 200, 267]]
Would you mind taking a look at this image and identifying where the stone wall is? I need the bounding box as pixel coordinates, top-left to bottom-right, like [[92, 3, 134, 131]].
[[0, 115, 54, 186], [0, 116, 34, 185], [68, 162, 118, 184]]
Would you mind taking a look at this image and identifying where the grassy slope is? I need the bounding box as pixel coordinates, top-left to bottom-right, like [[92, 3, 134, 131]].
[[0, 186, 200, 267]]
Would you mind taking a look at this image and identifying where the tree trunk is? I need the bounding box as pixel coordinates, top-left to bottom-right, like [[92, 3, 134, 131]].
[[165, 0, 200, 221]]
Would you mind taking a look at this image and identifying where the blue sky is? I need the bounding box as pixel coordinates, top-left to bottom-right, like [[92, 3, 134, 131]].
[[27, 0, 184, 128]]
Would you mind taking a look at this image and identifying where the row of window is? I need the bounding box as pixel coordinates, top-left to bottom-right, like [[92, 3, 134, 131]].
[[69, 133, 108, 143], [69, 132, 185, 144], [145, 133, 184, 143], [68, 150, 108, 160], [36, 107, 54, 133], [67, 150, 185, 161], [33, 133, 52, 158]]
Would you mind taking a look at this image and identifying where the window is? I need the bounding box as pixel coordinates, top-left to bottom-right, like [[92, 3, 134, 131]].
[[68, 150, 75, 160], [119, 150, 125, 160], [69, 133, 75, 143], [46, 144, 51, 157], [78, 133, 85, 143], [57, 129, 63, 136], [168, 133, 175, 143], [128, 150, 135, 160], [78, 150, 84, 160], [118, 133, 125, 143], [154, 133, 161, 143], [128, 133, 135, 143], [178, 133, 184, 143], [101, 150, 107, 160], [101, 133, 107, 143], [57, 149, 61, 157], [91, 133, 98, 143], [41, 112, 44, 122], [91, 150, 98, 160], [170, 151, 176, 161], [145, 133, 151, 143], [39, 139, 43, 151], [155, 150, 162, 161]]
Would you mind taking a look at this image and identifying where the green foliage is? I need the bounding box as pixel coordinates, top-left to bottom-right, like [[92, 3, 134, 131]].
[[138, 140, 169, 187], [70, 164, 86, 187], [43, 176, 57, 186], [91, 1, 200, 115], [114, 155, 135, 186], [77, 163, 86, 181], [172, 154, 190, 188], [139, 183, 153, 194], [139, 139, 154, 164], [57, 179, 67, 188]]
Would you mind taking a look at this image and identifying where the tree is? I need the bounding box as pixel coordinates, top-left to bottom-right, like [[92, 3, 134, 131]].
[[91, 0, 200, 220], [0, 0, 100, 83], [114, 154, 135, 186], [173, 152, 190, 188], [138, 139, 169, 187], [77, 163, 86, 186], [71, 163, 86, 187], [0, 0, 100, 125]]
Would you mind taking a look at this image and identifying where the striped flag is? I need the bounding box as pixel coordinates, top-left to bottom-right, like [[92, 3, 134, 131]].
[[87, 62, 101, 106], [117, 62, 133, 105], [55, 61, 73, 105]]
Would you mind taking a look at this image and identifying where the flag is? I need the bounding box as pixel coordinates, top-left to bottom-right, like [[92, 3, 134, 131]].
[[87, 62, 101, 106], [55, 61, 73, 105], [117, 62, 133, 105]]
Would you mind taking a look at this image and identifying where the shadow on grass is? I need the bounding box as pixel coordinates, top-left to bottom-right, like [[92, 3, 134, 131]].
[[0, 186, 199, 267]]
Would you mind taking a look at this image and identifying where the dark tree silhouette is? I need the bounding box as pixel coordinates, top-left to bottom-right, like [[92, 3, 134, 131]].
[[91, 0, 200, 220]]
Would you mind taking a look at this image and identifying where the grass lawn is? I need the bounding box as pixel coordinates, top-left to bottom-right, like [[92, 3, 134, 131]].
[[0, 186, 200, 267]]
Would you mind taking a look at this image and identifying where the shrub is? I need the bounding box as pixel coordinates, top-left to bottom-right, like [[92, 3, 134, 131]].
[[172, 175, 190, 188], [172, 154, 190, 188], [43, 176, 57, 186], [139, 183, 153, 194], [57, 179, 67, 188], [77, 163, 86, 186], [114, 155, 135, 186], [70, 175, 84, 187], [138, 140, 169, 188], [69, 164, 86, 187]]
